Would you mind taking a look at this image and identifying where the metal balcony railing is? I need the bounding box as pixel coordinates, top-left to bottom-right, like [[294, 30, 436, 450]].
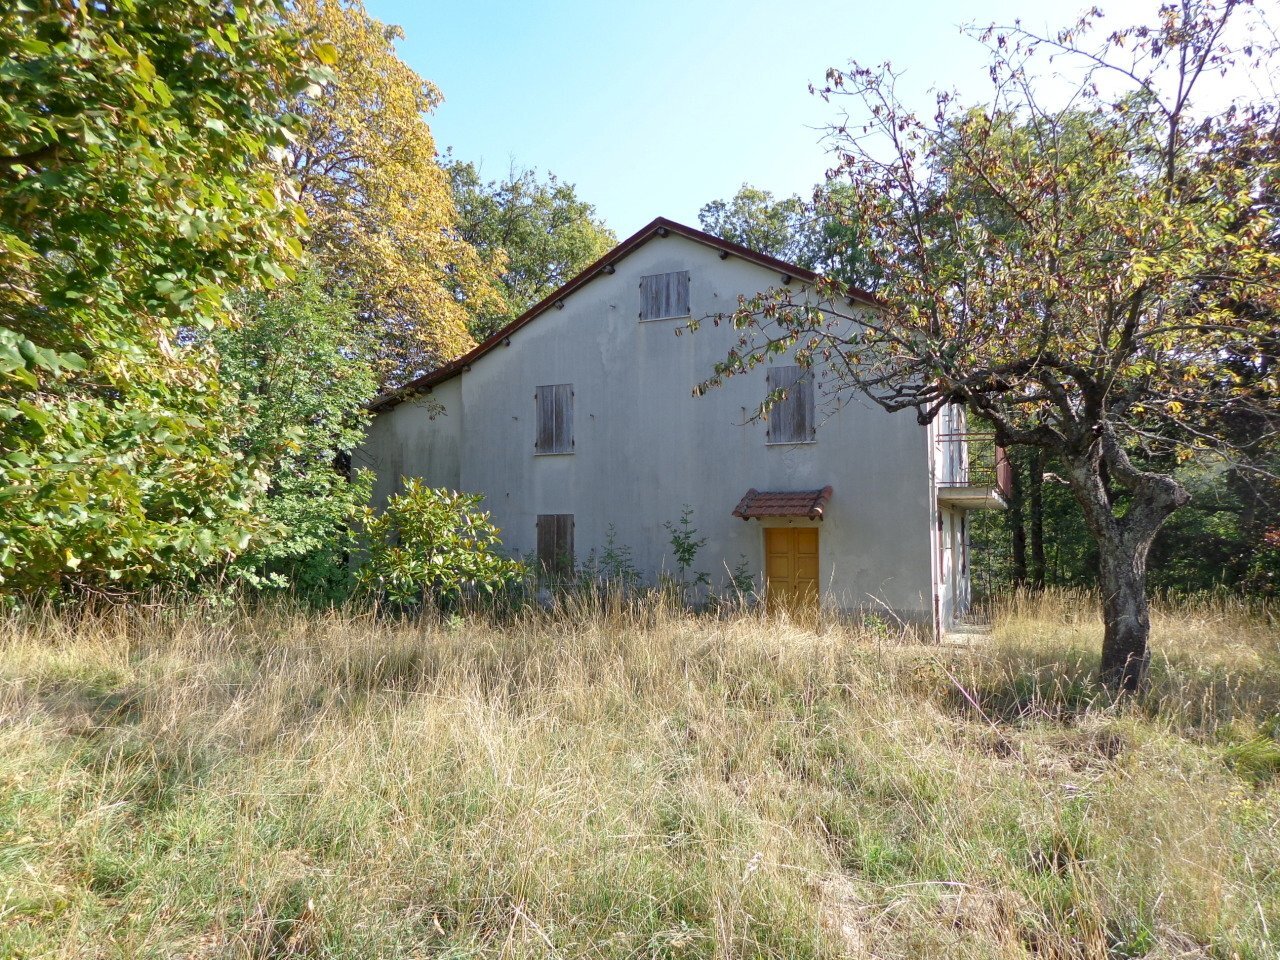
[[935, 432, 1013, 498]]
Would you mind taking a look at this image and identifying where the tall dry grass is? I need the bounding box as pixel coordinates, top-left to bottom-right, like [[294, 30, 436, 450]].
[[0, 590, 1276, 958]]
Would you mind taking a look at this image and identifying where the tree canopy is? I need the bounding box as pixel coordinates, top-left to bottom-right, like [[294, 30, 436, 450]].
[[701, 0, 1280, 689], [286, 0, 502, 385], [699, 186, 818, 268], [448, 160, 616, 340], [212, 271, 377, 597], [0, 0, 322, 592], [699, 183, 875, 289]]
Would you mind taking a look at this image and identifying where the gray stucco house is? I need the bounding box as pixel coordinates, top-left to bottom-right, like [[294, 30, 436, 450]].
[[357, 218, 1008, 636]]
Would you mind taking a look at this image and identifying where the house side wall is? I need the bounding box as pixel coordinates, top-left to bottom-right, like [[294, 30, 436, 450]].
[[360, 235, 937, 622], [357, 377, 462, 509]]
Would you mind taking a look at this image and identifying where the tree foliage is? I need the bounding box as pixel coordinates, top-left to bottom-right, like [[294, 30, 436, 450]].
[[702, 0, 1280, 689], [699, 186, 816, 266], [698, 183, 875, 288], [355, 480, 525, 607], [286, 0, 502, 385], [212, 271, 376, 597], [0, 0, 320, 593], [448, 160, 616, 340]]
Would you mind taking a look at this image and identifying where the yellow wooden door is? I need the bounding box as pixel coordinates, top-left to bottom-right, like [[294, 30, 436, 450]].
[[764, 528, 819, 610]]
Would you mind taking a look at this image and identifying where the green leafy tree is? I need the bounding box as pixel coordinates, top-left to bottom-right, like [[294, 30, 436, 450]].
[[448, 160, 616, 339], [703, 1, 1279, 690], [212, 271, 377, 597], [699, 182, 876, 288], [0, 0, 322, 593], [699, 186, 815, 265], [355, 480, 525, 607]]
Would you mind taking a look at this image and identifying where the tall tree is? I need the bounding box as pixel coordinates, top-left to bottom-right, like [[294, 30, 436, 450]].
[[1007, 454, 1028, 586], [212, 271, 376, 598], [0, 0, 320, 593], [699, 186, 816, 266], [702, 1, 1279, 690], [448, 160, 616, 340], [699, 183, 877, 288], [286, 0, 502, 385]]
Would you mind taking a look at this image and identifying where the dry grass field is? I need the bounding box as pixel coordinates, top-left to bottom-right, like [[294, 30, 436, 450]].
[[1, 591, 1277, 959]]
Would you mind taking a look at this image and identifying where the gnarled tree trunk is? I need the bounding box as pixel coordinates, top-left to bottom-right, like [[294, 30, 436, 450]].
[[1096, 535, 1155, 690], [1059, 430, 1190, 692]]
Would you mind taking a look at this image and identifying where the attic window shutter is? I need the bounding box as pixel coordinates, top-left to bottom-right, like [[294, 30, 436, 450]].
[[536, 514, 574, 580], [639, 271, 690, 320], [535, 384, 573, 454], [766, 365, 815, 444]]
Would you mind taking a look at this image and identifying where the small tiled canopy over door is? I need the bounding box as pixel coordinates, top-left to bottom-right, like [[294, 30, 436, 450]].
[[536, 514, 574, 580], [639, 271, 690, 320], [535, 384, 573, 454], [764, 528, 819, 609], [766, 365, 815, 444]]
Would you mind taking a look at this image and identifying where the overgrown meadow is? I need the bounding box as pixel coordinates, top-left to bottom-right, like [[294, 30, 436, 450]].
[[1, 591, 1276, 959]]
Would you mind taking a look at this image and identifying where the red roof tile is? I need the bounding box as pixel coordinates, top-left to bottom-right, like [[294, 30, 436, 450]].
[[732, 486, 833, 520]]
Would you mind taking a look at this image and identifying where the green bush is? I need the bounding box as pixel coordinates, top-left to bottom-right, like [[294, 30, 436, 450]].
[[354, 480, 524, 607], [212, 272, 377, 600]]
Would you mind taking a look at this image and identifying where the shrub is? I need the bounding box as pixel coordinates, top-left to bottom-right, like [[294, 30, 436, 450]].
[[354, 480, 524, 607], [663, 505, 709, 603], [212, 272, 377, 600]]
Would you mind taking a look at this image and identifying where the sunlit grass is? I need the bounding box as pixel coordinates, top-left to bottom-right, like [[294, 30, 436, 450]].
[[0, 590, 1276, 958]]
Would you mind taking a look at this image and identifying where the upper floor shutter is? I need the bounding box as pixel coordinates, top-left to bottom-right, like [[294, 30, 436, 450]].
[[766, 365, 815, 444], [639, 271, 690, 320], [535, 383, 574, 454]]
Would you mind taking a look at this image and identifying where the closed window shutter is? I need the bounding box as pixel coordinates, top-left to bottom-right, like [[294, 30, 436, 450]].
[[556, 514, 574, 577], [794, 370, 814, 441], [767, 365, 816, 444], [555, 383, 573, 451], [639, 271, 690, 320], [535, 384, 573, 453], [536, 514, 574, 579]]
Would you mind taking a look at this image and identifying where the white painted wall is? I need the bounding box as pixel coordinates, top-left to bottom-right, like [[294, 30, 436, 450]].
[[356, 234, 940, 623], [362, 376, 462, 508]]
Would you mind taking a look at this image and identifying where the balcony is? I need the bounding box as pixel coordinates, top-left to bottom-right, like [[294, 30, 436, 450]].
[[935, 432, 1011, 510]]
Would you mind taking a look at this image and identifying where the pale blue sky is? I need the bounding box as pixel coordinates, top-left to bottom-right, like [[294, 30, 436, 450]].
[[369, 0, 1153, 237]]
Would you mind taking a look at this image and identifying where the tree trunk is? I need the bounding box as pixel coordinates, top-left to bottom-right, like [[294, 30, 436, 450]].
[[1097, 544, 1152, 691], [1008, 452, 1028, 586], [1029, 448, 1046, 589], [1059, 435, 1189, 693]]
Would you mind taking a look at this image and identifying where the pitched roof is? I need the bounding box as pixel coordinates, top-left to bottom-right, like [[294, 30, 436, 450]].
[[369, 216, 878, 412], [732, 486, 834, 521]]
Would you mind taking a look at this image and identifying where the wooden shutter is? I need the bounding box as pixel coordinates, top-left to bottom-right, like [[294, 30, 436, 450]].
[[766, 365, 815, 444], [534, 384, 573, 454], [536, 514, 574, 579], [639, 271, 690, 320]]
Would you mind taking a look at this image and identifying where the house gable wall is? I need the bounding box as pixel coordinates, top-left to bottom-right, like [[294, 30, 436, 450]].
[[357, 233, 936, 620], [361, 376, 462, 509]]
